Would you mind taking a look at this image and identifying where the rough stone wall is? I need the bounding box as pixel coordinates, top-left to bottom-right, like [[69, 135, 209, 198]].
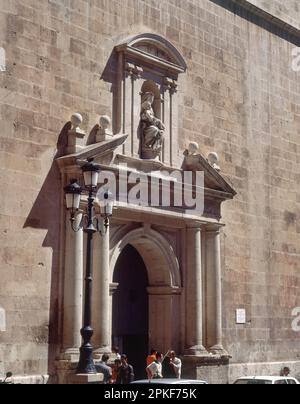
[[210, 4, 300, 367], [0, 0, 299, 379]]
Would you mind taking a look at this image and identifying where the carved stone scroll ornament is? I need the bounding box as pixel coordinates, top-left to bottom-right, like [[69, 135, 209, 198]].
[[140, 92, 165, 160]]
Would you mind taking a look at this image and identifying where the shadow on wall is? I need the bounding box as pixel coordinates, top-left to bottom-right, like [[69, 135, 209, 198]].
[[100, 50, 120, 135], [23, 129, 68, 384]]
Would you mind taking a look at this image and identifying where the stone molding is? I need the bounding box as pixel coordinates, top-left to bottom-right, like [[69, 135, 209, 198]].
[[115, 33, 187, 76], [211, 0, 300, 46], [109, 226, 181, 287], [147, 286, 182, 295]]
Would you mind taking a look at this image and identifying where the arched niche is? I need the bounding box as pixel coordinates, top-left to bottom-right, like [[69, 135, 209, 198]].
[[114, 33, 187, 166]]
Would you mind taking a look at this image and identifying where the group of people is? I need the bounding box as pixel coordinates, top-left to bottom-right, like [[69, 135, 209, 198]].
[[96, 350, 134, 385], [146, 350, 182, 380], [96, 347, 182, 384]]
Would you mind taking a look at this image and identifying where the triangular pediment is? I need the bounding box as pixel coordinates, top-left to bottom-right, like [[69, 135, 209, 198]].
[[182, 153, 236, 199]]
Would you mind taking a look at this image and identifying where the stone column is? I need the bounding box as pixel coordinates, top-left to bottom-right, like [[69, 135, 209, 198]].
[[94, 225, 111, 356], [62, 213, 83, 360], [185, 226, 207, 355], [206, 228, 226, 354]]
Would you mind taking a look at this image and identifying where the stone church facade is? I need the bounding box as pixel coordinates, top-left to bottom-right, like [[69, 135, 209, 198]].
[[0, 0, 300, 384]]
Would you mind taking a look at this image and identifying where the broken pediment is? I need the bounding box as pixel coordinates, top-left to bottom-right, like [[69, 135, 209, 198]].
[[56, 133, 128, 171], [182, 151, 236, 199]]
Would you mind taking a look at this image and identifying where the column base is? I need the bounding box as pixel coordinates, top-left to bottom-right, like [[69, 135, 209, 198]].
[[209, 345, 230, 357], [55, 358, 78, 384], [59, 348, 80, 362], [68, 373, 104, 385], [184, 345, 209, 356]]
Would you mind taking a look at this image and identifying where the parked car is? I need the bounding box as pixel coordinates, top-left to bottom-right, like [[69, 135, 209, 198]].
[[234, 376, 300, 385], [131, 378, 208, 384]]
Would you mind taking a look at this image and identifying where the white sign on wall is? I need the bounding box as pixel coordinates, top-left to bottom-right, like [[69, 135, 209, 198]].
[[236, 309, 246, 325], [0, 307, 6, 332], [0, 48, 6, 72]]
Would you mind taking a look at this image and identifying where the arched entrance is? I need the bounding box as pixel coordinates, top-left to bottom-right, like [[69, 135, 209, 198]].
[[112, 245, 149, 379], [110, 227, 182, 378]]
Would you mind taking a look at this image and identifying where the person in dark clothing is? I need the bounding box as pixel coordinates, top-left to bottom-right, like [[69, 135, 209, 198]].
[[162, 356, 177, 379], [280, 367, 291, 377], [116, 354, 135, 384]]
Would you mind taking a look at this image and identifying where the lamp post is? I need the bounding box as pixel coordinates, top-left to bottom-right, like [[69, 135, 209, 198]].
[[64, 158, 114, 375]]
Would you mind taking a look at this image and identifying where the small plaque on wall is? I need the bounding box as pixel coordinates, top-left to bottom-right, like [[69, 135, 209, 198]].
[[236, 309, 246, 324], [0, 307, 6, 332]]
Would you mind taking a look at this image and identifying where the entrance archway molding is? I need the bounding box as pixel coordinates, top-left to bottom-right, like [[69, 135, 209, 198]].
[[110, 226, 181, 288]]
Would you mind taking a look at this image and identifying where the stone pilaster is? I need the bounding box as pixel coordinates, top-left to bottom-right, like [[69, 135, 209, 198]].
[[185, 226, 208, 356], [206, 228, 227, 355], [94, 225, 111, 357], [61, 212, 83, 360]]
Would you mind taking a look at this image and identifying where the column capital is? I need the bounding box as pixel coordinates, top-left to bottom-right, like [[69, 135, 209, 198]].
[[125, 62, 143, 80], [205, 225, 223, 235], [164, 77, 178, 95], [186, 221, 203, 230]]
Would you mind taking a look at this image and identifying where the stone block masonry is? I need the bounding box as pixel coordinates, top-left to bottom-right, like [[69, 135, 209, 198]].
[[0, 0, 299, 383]]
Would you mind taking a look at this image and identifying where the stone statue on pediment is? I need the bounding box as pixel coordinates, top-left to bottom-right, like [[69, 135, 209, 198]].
[[140, 92, 165, 160]]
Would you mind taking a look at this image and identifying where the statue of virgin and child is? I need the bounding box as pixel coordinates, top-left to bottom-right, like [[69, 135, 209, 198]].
[[139, 92, 165, 160]]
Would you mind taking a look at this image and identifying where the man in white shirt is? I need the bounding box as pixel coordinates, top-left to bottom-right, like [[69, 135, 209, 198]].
[[146, 352, 163, 379], [169, 351, 182, 379]]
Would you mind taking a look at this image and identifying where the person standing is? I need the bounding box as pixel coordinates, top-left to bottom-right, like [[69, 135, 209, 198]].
[[116, 354, 135, 384], [95, 354, 112, 384], [169, 351, 182, 379], [162, 355, 177, 379], [170, 351, 182, 379], [280, 367, 291, 377], [146, 352, 163, 380], [146, 349, 157, 367], [111, 359, 122, 384], [112, 346, 121, 360]]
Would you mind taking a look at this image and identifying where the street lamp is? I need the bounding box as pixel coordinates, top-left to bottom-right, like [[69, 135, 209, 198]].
[[64, 158, 114, 374]]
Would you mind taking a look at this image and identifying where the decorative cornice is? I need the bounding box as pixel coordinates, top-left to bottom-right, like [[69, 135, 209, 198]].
[[210, 0, 300, 46]]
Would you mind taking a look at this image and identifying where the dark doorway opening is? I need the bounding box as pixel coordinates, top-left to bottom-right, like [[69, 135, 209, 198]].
[[112, 245, 149, 380]]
